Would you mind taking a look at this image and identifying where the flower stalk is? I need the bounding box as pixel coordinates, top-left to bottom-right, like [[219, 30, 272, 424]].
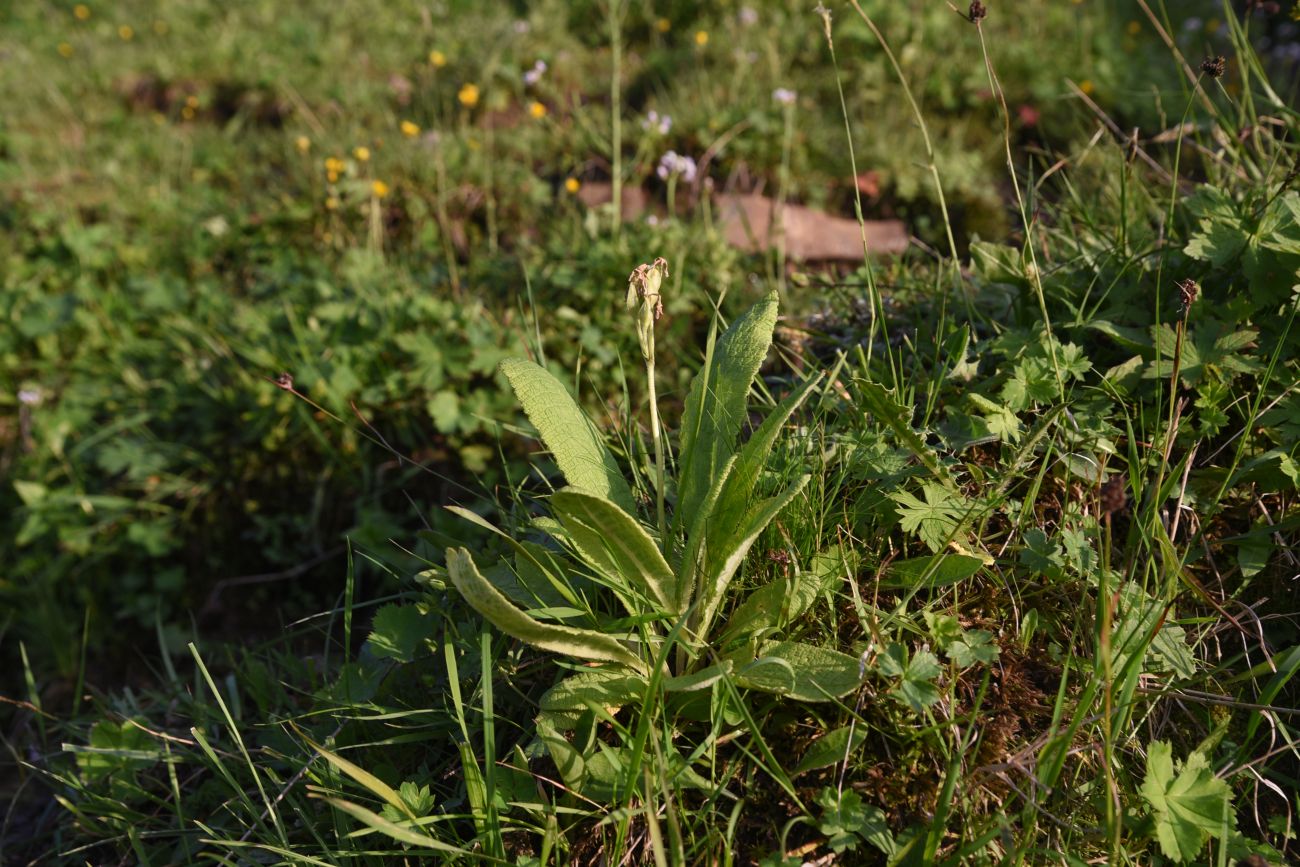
[[628, 258, 669, 538]]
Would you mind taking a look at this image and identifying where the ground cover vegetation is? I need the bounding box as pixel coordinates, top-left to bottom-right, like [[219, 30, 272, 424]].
[[2, 0, 1299, 863]]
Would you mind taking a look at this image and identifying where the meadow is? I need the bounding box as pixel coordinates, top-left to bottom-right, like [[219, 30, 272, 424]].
[[2, 0, 1299, 864]]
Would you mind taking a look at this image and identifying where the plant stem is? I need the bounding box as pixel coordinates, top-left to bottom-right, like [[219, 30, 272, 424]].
[[647, 335, 666, 541]]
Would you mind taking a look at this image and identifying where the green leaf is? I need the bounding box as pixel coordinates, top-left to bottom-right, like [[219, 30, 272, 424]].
[[816, 787, 894, 856], [539, 668, 648, 713], [793, 726, 868, 776], [663, 660, 734, 692], [1140, 741, 1232, 863], [703, 375, 821, 556], [365, 605, 433, 663], [720, 552, 836, 644], [499, 358, 635, 514], [550, 488, 676, 614], [73, 720, 159, 781], [740, 641, 865, 701], [694, 476, 810, 638], [856, 381, 947, 481], [446, 547, 646, 673], [891, 484, 965, 553], [676, 291, 779, 535], [878, 644, 942, 711], [948, 630, 999, 668], [879, 553, 984, 590]]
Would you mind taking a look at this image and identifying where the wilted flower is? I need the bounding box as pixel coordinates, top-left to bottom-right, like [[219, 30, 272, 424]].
[[642, 110, 672, 135], [458, 83, 480, 107], [656, 151, 698, 183], [528, 100, 547, 119], [400, 120, 420, 137], [523, 59, 547, 85], [772, 87, 797, 106]]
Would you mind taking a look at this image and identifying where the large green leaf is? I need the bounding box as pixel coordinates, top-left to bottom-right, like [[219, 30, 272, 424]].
[[499, 358, 635, 513], [695, 476, 810, 638], [738, 641, 864, 701], [551, 489, 677, 614], [705, 374, 820, 544], [445, 547, 646, 673], [539, 668, 648, 713], [675, 291, 779, 535]]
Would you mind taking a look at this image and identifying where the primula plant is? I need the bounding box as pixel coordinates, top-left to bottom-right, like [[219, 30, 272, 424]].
[[442, 260, 862, 795]]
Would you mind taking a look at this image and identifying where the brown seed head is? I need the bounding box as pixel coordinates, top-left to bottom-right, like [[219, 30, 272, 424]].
[[1201, 55, 1226, 79], [274, 372, 294, 390], [968, 1, 987, 23], [1176, 278, 1200, 313]]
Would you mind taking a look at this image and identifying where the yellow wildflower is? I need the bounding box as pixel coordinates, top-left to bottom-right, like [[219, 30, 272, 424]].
[[429, 49, 447, 68], [564, 177, 581, 194], [1079, 79, 1095, 95], [324, 157, 345, 182], [295, 135, 311, 153], [58, 41, 74, 57], [118, 24, 134, 40], [325, 196, 339, 210], [656, 17, 671, 32], [458, 83, 480, 107], [372, 180, 390, 198], [353, 145, 371, 162], [1126, 20, 1140, 35], [1206, 18, 1220, 34], [74, 4, 90, 20], [400, 120, 420, 137], [181, 105, 196, 120], [694, 30, 709, 46], [529, 101, 547, 119], [185, 94, 199, 108]]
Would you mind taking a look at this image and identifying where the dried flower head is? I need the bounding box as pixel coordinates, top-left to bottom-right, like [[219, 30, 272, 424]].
[[274, 372, 294, 391], [968, 1, 987, 23], [1176, 278, 1200, 312], [627, 257, 669, 320], [1201, 55, 1226, 79]]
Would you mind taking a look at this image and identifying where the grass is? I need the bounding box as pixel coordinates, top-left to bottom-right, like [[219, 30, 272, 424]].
[[3, 0, 1300, 864]]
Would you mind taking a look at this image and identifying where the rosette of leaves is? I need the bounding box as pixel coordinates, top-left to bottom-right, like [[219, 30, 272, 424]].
[[443, 291, 864, 794]]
